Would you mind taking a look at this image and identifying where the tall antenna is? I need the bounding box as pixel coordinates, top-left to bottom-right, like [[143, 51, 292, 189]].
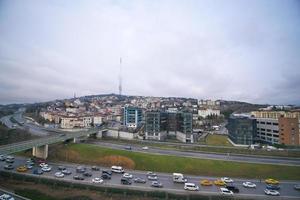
[[119, 57, 122, 96]]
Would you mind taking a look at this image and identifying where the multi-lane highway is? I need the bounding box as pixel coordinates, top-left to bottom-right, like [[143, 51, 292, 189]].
[[0, 157, 299, 199], [88, 140, 300, 166]]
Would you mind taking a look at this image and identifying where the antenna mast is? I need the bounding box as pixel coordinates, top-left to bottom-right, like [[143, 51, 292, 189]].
[[119, 57, 122, 96]]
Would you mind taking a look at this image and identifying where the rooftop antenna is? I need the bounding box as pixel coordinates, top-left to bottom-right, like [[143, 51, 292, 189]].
[[119, 57, 122, 96]]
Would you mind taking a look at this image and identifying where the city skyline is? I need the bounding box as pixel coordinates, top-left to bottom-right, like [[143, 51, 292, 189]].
[[0, 0, 300, 105]]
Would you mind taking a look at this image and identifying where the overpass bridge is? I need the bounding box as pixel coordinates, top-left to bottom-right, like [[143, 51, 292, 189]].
[[0, 128, 108, 159]]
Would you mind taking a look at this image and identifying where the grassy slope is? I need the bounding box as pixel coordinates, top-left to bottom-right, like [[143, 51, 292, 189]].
[[48, 143, 300, 180], [205, 134, 232, 146]]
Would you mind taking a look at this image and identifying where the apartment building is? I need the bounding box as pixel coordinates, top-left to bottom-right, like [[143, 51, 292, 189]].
[[198, 108, 220, 118], [145, 111, 167, 141], [279, 117, 299, 146], [123, 106, 142, 128]]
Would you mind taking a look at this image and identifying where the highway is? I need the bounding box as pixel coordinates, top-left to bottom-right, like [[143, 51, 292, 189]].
[[87, 140, 300, 166], [0, 156, 299, 199]]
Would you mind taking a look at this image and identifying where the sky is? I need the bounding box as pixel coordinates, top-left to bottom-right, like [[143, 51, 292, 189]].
[[0, 0, 299, 105]]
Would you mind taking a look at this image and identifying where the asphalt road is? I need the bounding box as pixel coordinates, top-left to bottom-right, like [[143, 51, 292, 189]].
[[88, 141, 300, 166], [0, 157, 299, 200]]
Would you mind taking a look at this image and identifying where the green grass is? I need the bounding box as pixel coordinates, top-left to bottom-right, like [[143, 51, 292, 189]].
[[205, 134, 232, 146], [48, 143, 300, 180]]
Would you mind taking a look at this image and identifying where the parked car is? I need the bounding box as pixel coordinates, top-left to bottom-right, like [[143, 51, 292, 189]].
[[39, 163, 48, 168], [5, 158, 14, 163], [0, 155, 5, 161], [184, 183, 199, 191], [62, 169, 72, 175], [142, 146, 149, 150], [121, 177, 132, 185], [16, 166, 27, 172], [220, 187, 233, 195], [73, 175, 84, 180], [264, 189, 280, 196], [226, 185, 239, 193], [54, 172, 64, 178], [101, 173, 111, 180], [26, 164, 33, 169], [151, 181, 163, 188], [221, 177, 234, 183], [92, 177, 104, 184], [4, 164, 14, 170], [133, 177, 146, 183], [41, 166, 52, 172], [266, 184, 280, 190], [243, 182, 256, 188], [123, 173, 133, 179], [0, 193, 15, 200], [83, 172, 93, 177], [91, 166, 100, 171]]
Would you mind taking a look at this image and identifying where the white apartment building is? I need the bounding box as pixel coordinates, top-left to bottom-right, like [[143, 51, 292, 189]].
[[198, 108, 220, 118], [83, 117, 92, 128], [93, 116, 103, 126], [256, 118, 279, 144]]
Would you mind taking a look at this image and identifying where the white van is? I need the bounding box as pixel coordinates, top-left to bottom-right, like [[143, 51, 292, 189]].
[[111, 166, 124, 173], [173, 173, 187, 183], [184, 183, 199, 191]]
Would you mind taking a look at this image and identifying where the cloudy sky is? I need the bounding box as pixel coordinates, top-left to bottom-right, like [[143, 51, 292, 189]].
[[0, 0, 299, 105]]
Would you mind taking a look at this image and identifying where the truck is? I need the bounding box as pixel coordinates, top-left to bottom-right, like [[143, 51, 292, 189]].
[[173, 173, 187, 183]]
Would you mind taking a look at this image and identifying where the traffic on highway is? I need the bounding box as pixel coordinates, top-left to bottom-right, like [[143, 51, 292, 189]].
[[1, 156, 300, 199]]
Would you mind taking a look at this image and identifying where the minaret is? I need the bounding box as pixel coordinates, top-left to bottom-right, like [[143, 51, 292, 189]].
[[119, 57, 122, 96]]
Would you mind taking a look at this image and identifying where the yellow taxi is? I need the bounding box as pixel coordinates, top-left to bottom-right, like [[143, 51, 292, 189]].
[[214, 179, 226, 186], [16, 165, 27, 172], [201, 179, 213, 186], [265, 178, 279, 185]]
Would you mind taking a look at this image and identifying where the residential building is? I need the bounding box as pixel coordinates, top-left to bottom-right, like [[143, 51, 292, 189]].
[[227, 115, 257, 145], [123, 106, 142, 128], [93, 116, 103, 126], [198, 108, 220, 118], [279, 117, 299, 146]]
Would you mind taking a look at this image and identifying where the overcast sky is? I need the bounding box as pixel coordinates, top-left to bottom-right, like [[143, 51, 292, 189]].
[[0, 0, 299, 105]]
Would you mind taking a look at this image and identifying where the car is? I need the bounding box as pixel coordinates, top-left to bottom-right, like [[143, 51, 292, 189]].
[[147, 175, 158, 180], [4, 164, 14, 170], [26, 164, 33, 169], [26, 158, 34, 163], [124, 146, 132, 150], [294, 184, 300, 190], [214, 179, 226, 186], [0, 193, 15, 200], [142, 146, 149, 150], [73, 175, 84, 180], [102, 170, 112, 175], [123, 173, 133, 179], [26, 161, 34, 166], [6, 156, 14, 160], [39, 163, 48, 168], [101, 173, 111, 180], [221, 177, 234, 183], [133, 177, 146, 183], [92, 177, 104, 184], [83, 172, 93, 177], [220, 187, 233, 195], [33, 169, 43, 175], [5, 158, 14, 163], [266, 184, 280, 190], [37, 159, 46, 164], [121, 177, 132, 185], [16, 166, 27, 172], [62, 169, 72, 175], [91, 166, 100, 171], [201, 179, 213, 186], [147, 171, 157, 176], [58, 166, 66, 170], [242, 182, 256, 188], [151, 181, 163, 188], [264, 189, 280, 196], [184, 183, 199, 191], [265, 178, 279, 185], [41, 166, 52, 172], [226, 185, 239, 193], [54, 172, 64, 178], [111, 166, 124, 173], [76, 166, 86, 173], [0, 155, 5, 161]]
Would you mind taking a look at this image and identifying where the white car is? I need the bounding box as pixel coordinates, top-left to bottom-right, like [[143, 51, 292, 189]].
[[220, 187, 233, 195], [92, 177, 104, 184], [54, 172, 64, 178], [42, 166, 52, 172], [184, 183, 199, 191], [142, 146, 149, 150], [39, 163, 48, 168], [0, 194, 15, 200], [221, 177, 234, 183], [264, 189, 280, 196], [243, 182, 256, 188], [123, 173, 133, 179]]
